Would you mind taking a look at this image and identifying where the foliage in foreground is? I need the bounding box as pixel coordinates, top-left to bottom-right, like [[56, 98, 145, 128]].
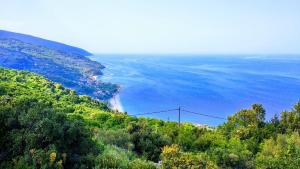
[[256, 133, 300, 168], [1, 68, 300, 169]]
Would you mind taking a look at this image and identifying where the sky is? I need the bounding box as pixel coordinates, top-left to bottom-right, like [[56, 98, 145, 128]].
[[0, 0, 300, 54]]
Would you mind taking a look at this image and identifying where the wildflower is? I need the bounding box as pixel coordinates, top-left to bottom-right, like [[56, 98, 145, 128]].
[[50, 152, 57, 162]]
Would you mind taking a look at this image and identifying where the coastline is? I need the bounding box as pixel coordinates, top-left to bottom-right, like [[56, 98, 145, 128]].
[[90, 70, 123, 110], [109, 93, 124, 112]]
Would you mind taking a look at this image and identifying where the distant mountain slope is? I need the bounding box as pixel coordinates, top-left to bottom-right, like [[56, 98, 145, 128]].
[[0, 29, 91, 56], [0, 31, 118, 100]]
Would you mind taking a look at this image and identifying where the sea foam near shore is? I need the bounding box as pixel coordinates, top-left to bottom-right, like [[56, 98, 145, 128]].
[[109, 94, 124, 112]]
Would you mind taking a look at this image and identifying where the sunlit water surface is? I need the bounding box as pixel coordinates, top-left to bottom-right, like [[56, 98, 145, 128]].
[[90, 55, 300, 125]]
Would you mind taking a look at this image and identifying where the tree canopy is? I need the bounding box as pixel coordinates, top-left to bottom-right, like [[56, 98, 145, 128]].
[[0, 68, 300, 169]]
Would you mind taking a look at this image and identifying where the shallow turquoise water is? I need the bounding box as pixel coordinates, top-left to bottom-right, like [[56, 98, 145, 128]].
[[90, 55, 300, 125]]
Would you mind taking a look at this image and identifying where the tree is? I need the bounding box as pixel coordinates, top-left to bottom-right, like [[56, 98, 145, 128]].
[[219, 104, 268, 153], [252, 104, 266, 123], [256, 133, 300, 169], [127, 121, 169, 162], [293, 100, 300, 114], [281, 101, 300, 133], [0, 96, 99, 168]]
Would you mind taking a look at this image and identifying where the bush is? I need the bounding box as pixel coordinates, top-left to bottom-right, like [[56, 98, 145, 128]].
[[256, 133, 300, 168], [161, 144, 218, 169], [0, 97, 99, 168], [94, 145, 132, 169], [129, 159, 157, 169], [96, 129, 133, 150], [128, 121, 170, 162]]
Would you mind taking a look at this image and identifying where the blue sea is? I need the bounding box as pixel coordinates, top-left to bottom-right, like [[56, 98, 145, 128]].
[[90, 55, 300, 126]]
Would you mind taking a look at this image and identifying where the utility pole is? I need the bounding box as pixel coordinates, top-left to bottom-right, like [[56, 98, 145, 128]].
[[178, 106, 181, 128]]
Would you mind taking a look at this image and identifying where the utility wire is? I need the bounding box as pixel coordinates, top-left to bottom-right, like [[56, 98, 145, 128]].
[[128, 107, 226, 120], [130, 108, 179, 116], [181, 109, 226, 120]]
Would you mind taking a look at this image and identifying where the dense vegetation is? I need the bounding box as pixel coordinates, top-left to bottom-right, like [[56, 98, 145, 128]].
[[0, 34, 118, 100], [1, 68, 300, 169]]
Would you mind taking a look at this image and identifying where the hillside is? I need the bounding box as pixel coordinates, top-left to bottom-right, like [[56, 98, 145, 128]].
[[0, 68, 157, 168], [0, 31, 118, 100], [1, 68, 300, 169], [0, 30, 91, 56]]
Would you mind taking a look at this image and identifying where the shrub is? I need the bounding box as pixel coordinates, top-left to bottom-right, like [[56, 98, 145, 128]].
[[129, 159, 157, 169], [94, 145, 133, 169], [161, 144, 218, 169], [256, 133, 300, 168]]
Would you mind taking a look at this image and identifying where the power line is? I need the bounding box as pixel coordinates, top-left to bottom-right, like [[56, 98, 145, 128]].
[[181, 109, 226, 120], [130, 108, 179, 116], [128, 107, 226, 125]]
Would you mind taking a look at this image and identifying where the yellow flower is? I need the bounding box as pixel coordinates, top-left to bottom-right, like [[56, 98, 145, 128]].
[[50, 152, 57, 162]]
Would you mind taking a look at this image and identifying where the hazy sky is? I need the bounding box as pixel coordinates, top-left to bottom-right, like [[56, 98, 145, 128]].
[[1, 0, 300, 54]]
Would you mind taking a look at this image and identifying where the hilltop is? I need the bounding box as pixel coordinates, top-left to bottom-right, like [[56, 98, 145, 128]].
[[0, 30, 91, 56], [0, 30, 118, 100]]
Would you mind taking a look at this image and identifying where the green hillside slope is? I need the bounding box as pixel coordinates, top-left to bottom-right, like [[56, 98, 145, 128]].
[[1, 68, 300, 169]]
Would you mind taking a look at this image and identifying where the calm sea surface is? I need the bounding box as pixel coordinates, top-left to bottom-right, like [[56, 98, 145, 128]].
[[90, 55, 300, 125]]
